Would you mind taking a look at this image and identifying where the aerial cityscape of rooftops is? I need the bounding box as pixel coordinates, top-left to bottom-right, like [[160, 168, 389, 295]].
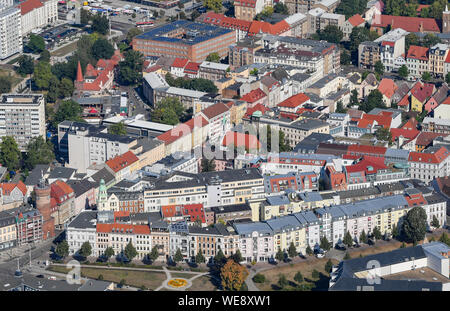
[[0, 0, 448, 296]]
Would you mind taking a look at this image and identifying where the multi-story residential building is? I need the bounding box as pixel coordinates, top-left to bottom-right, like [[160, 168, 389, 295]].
[[267, 215, 307, 254], [211, 203, 252, 224], [132, 20, 236, 62], [15, 207, 43, 246], [421, 117, 450, 134], [229, 38, 262, 70], [254, 35, 340, 77], [18, 0, 58, 35], [199, 102, 231, 143], [406, 45, 429, 79], [423, 193, 447, 228], [428, 43, 449, 77], [0, 208, 17, 251], [375, 28, 408, 72], [106, 191, 145, 214], [67, 210, 97, 256], [234, 0, 264, 21], [188, 225, 223, 261], [408, 146, 450, 183], [358, 42, 381, 70], [50, 180, 75, 229], [0, 181, 27, 211], [261, 152, 338, 175], [66, 179, 96, 216], [234, 222, 274, 262], [0, 94, 46, 152], [285, 0, 316, 14], [198, 61, 230, 81], [0, 3, 22, 60], [143, 168, 264, 212], [105, 151, 140, 182], [342, 14, 365, 40]]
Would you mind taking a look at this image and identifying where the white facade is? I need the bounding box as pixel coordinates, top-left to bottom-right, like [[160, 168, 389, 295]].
[[0, 5, 22, 60], [0, 94, 46, 151], [20, 0, 58, 35]]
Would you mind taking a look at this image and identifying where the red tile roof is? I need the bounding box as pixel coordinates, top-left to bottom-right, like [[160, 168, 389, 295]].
[[371, 15, 440, 32], [96, 223, 150, 234], [248, 20, 290, 36], [277, 93, 310, 108], [415, 132, 448, 147], [222, 131, 261, 149], [348, 14, 365, 27], [404, 193, 427, 207], [398, 94, 410, 107], [0, 181, 27, 196], [18, 0, 43, 15], [407, 45, 429, 61], [357, 113, 392, 129], [234, 0, 257, 8], [390, 127, 420, 141], [240, 88, 267, 103], [201, 12, 251, 31], [245, 103, 270, 117], [171, 58, 189, 69], [441, 97, 450, 105], [408, 146, 449, 164], [411, 83, 435, 103], [105, 151, 139, 173], [50, 180, 74, 204], [184, 62, 201, 74], [345, 156, 387, 174], [347, 144, 387, 156], [157, 116, 209, 145], [201, 102, 229, 120], [377, 78, 398, 99]]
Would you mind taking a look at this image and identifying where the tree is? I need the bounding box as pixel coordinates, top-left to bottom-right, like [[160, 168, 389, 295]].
[[263, 125, 290, 153], [400, 242, 406, 248], [360, 89, 386, 113], [80, 8, 92, 25], [109, 122, 127, 136], [250, 68, 258, 76], [33, 61, 53, 90], [214, 249, 225, 265], [220, 259, 249, 291], [59, 78, 74, 99], [343, 231, 353, 248], [119, 279, 126, 287], [79, 241, 92, 259], [277, 273, 288, 289], [402, 206, 427, 244], [206, 52, 220, 63], [325, 259, 333, 273], [152, 97, 185, 125], [201, 158, 216, 172], [17, 55, 34, 75], [405, 33, 419, 51], [391, 223, 399, 240], [24, 136, 55, 170], [431, 215, 440, 228], [422, 72, 431, 82], [195, 249, 206, 264], [174, 248, 183, 264], [0, 76, 12, 94], [92, 38, 114, 60], [320, 236, 331, 251], [275, 248, 284, 262], [132, 12, 136, 18], [372, 226, 382, 240], [374, 61, 384, 76], [91, 13, 109, 35], [126, 27, 143, 45], [118, 50, 144, 85], [340, 49, 351, 65], [446, 72, 450, 84], [398, 65, 408, 79], [55, 240, 69, 258], [274, 2, 289, 14], [293, 271, 303, 284], [40, 50, 51, 63], [315, 25, 343, 44], [232, 250, 243, 263], [98, 274, 104, 280], [438, 232, 450, 246], [359, 230, 368, 244], [179, 11, 187, 20], [52, 100, 84, 127], [343, 252, 351, 260], [335, 101, 347, 113], [0, 136, 21, 171], [27, 34, 45, 53], [124, 241, 138, 262], [336, 0, 367, 18], [306, 245, 313, 256], [253, 273, 265, 283], [203, 0, 222, 12], [312, 269, 320, 279], [375, 127, 392, 143], [350, 89, 359, 107], [423, 33, 441, 47], [104, 247, 114, 261], [149, 246, 159, 262], [288, 242, 297, 258]]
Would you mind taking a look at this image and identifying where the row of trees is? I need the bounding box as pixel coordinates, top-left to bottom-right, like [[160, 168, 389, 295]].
[[0, 136, 55, 172], [151, 97, 192, 125], [165, 73, 218, 93]]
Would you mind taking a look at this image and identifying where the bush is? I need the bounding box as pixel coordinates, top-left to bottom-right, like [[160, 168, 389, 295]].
[[311, 269, 320, 279], [252, 273, 266, 283], [98, 274, 103, 280]]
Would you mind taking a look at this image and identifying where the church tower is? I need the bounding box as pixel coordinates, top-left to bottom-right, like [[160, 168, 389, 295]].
[[443, 5, 450, 33]]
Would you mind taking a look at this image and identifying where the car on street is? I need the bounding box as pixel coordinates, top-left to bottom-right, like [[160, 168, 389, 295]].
[[36, 274, 45, 278]]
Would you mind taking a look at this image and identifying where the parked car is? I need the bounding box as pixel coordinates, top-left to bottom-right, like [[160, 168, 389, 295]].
[[316, 253, 325, 258], [336, 243, 346, 251], [268, 258, 277, 265]]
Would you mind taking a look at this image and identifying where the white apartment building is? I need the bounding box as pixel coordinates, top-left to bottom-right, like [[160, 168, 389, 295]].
[[424, 193, 447, 228], [19, 0, 58, 35], [408, 147, 450, 183], [0, 4, 22, 60], [374, 28, 408, 72], [0, 94, 45, 151], [67, 127, 136, 173]]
